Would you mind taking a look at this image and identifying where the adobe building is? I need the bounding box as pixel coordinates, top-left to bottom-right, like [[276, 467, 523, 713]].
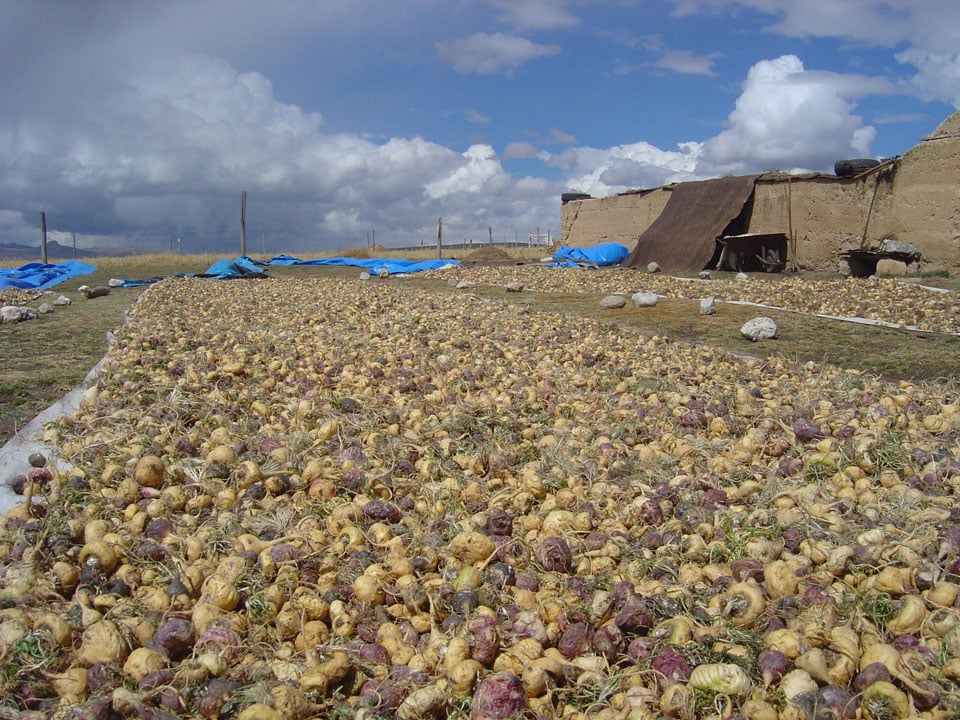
[[560, 111, 960, 274]]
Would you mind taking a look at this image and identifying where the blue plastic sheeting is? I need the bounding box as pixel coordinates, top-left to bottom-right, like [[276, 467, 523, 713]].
[[271, 256, 460, 275], [0, 260, 97, 290], [201, 256, 270, 279], [546, 243, 630, 267], [265, 254, 301, 266]]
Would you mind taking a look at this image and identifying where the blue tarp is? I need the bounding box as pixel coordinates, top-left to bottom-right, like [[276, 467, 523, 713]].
[[0, 260, 96, 290], [201, 256, 269, 279], [269, 255, 460, 275], [113, 253, 460, 287], [546, 243, 630, 268]]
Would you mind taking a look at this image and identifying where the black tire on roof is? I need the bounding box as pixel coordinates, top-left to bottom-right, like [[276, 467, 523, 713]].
[[834, 158, 881, 177], [561, 192, 592, 203]]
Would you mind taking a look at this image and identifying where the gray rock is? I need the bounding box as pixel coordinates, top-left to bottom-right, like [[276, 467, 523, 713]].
[[376, 268, 390, 278], [699, 297, 716, 315], [455, 280, 474, 289], [37, 303, 54, 315], [698, 270, 712, 280], [735, 272, 749, 281], [53, 294, 71, 306], [79, 285, 111, 299], [630, 291, 658, 308], [504, 282, 524, 293], [600, 294, 627, 309], [879, 238, 916, 255], [647, 262, 661, 274], [20, 307, 36, 321], [359, 271, 371, 280], [1, 306, 23, 323], [837, 258, 851, 276], [741, 316, 777, 341]]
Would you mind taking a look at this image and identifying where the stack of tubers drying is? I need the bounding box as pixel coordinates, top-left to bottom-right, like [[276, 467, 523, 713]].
[[0, 274, 958, 719]]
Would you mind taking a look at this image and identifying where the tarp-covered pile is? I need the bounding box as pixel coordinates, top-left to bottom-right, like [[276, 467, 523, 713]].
[[0, 260, 96, 290], [113, 254, 461, 287], [545, 243, 630, 267], [269, 255, 460, 275], [622, 175, 760, 271]]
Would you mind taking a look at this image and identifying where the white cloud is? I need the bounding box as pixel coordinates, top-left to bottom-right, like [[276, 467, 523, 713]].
[[502, 141, 541, 159], [483, 0, 579, 31], [655, 50, 719, 76], [463, 109, 491, 124], [436, 33, 560, 76], [424, 145, 506, 199], [547, 128, 577, 145], [896, 50, 960, 107], [673, 1, 960, 109], [697, 55, 891, 175], [548, 141, 701, 196], [0, 43, 556, 249]]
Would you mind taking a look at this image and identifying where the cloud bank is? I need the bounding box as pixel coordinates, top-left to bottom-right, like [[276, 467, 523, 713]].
[[0, 1, 956, 253]]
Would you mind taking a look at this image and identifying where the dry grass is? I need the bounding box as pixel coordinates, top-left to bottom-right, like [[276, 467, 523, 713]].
[[1, 247, 958, 445]]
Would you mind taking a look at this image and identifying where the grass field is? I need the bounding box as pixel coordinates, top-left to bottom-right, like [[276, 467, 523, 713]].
[[2, 248, 958, 445]]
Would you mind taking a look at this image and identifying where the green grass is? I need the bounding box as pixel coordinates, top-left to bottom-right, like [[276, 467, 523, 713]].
[[1, 249, 959, 445]]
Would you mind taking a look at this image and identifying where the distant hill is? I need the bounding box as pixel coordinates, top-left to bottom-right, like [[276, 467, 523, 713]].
[[0, 240, 131, 261]]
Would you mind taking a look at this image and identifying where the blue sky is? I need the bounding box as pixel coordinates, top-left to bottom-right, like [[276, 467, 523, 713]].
[[0, 1, 957, 253]]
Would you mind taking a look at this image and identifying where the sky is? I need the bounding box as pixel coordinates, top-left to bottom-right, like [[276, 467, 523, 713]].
[[1, 1, 958, 255]]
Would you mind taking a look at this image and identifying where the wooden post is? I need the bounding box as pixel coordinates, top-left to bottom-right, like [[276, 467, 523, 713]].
[[240, 191, 247, 257], [488, 226, 492, 245], [436, 217, 442, 259], [40, 212, 47, 263], [72, 232, 77, 258]]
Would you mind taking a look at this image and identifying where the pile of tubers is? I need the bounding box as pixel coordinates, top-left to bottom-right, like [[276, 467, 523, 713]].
[[0, 272, 958, 719], [439, 266, 960, 335]]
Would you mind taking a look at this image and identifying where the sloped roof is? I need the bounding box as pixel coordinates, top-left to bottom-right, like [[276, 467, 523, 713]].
[[621, 174, 760, 270]]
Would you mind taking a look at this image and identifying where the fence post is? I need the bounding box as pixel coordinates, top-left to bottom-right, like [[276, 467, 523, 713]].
[[40, 212, 48, 263], [436, 217, 442, 259], [240, 191, 247, 257]]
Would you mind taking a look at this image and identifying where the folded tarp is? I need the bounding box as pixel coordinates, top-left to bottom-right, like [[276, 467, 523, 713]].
[[200, 256, 270, 279], [0, 260, 97, 290], [115, 256, 269, 287], [545, 243, 630, 268], [280, 256, 460, 275], [265, 254, 301, 266]]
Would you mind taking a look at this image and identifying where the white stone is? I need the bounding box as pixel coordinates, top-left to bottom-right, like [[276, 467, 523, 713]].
[[735, 272, 750, 281], [631, 292, 658, 308], [455, 280, 474, 289], [53, 295, 71, 306], [741, 316, 778, 341], [700, 297, 716, 315], [1, 306, 23, 323], [108, 278, 125, 287], [647, 262, 662, 273], [600, 294, 627, 309], [837, 258, 851, 276], [359, 271, 371, 280], [504, 282, 524, 293], [876, 258, 907, 277], [37, 303, 54, 315], [698, 270, 712, 280]]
